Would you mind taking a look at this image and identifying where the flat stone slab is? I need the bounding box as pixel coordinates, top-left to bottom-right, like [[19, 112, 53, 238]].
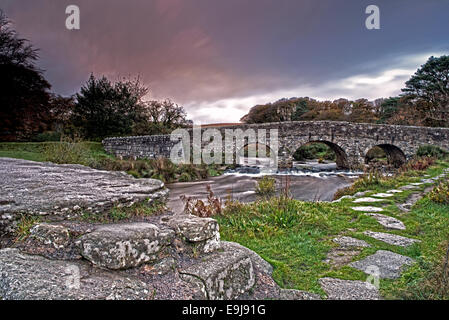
[[353, 197, 385, 203], [319, 277, 380, 300], [366, 214, 406, 230], [332, 195, 354, 203], [0, 248, 150, 300], [399, 185, 420, 190], [353, 191, 373, 197], [0, 158, 168, 234], [351, 206, 384, 212], [350, 250, 414, 279], [79, 223, 175, 269], [387, 189, 403, 194], [363, 231, 420, 247], [410, 182, 423, 186], [333, 236, 371, 248], [371, 193, 394, 198]]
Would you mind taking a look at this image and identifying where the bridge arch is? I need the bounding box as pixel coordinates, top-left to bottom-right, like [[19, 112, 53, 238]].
[[365, 144, 406, 168], [236, 143, 277, 167], [292, 140, 350, 169]]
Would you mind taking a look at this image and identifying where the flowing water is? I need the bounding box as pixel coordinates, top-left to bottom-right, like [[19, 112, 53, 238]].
[[167, 161, 361, 213]]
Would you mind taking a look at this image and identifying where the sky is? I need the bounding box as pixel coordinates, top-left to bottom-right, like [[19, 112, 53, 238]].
[[1, 0, 448, 123]]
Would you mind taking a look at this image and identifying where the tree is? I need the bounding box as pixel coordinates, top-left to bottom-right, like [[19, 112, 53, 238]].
[[377, 97, 400, 124], [0, 10, 52, 141], [402, 55, 449, 126], [132, 99, 189, 135], [72, 74, 148, 139]]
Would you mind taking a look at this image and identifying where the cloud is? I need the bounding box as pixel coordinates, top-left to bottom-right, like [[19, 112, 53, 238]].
[[185, 52, 442, 123], [2, 1, 448, 124]]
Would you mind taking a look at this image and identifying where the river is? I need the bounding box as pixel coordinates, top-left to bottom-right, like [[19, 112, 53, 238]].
[[167, 161, 361, 213]]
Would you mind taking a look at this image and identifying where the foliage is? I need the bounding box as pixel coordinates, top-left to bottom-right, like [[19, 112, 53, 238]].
[[0, 10, 52, 141], [377, 97, 400, 124], [32, 131, 62, 142], [399, 157, 436, 173], [42, 136, 95, 166], [255, 176, 276, 197], [15, 215, 40, 241], [417, 145, 448, 160], [132, 99, 190, 135], [293, 143, 336, 161], [72, 74, 147, 140], [402, 55, 449, 126], [82, 200, 166, 223], [72, 74, 190, 140], [181, 185, 222, 217], [333, 169, 392, 199], [429, 181, 449, 205]]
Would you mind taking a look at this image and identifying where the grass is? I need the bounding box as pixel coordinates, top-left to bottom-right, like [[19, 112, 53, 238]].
[[80, 199, 167, 223], [217, 159, 449, 299], [0, 141, 110, 164], [0, 141, 222, 183], [14, 215, 40, 241]]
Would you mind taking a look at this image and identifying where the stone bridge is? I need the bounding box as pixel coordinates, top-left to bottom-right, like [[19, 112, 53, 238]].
[[103, 121, 449, 169]]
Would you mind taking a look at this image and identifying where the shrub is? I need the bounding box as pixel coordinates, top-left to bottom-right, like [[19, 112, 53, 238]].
[[32, 131, 62, 142], [417, 145, 448, 160], [255, 176, 276, 197], [150, 158, 177, 182], [429, 181, 449, 205], [181, 185, 222, 217], [178, 172, 192, 182], [399, 157, 436, 173], [43, 136, 93, 166]]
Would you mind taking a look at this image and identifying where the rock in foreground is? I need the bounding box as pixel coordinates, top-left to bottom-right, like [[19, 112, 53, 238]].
[[0, 158, 168, 234]]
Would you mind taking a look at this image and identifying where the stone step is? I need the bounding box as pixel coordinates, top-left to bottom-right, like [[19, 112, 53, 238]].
[[353, 197, 385, 203], [363, 231, 420, 247], [399, 185, 421, 190], [351, 206, 384, 212], [179, 242, 257, 300], [79, 223, 175, 270], [387, 189, 403, 194], [319, 277, 380, 300], [371, 193, 394, 198], [350, 250, 414, 279], [365, 213, 406, 230], [332, 236, 371, 248]]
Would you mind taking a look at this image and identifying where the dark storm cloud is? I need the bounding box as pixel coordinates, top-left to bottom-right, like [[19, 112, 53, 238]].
[[1, 0, 448, 122]]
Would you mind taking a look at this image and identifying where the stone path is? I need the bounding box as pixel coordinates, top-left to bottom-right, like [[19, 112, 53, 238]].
[[351, 206, 384, 212], [365, 213, 406, 230], [350, 250, 414, 279], [321, 168, 449, 300]]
